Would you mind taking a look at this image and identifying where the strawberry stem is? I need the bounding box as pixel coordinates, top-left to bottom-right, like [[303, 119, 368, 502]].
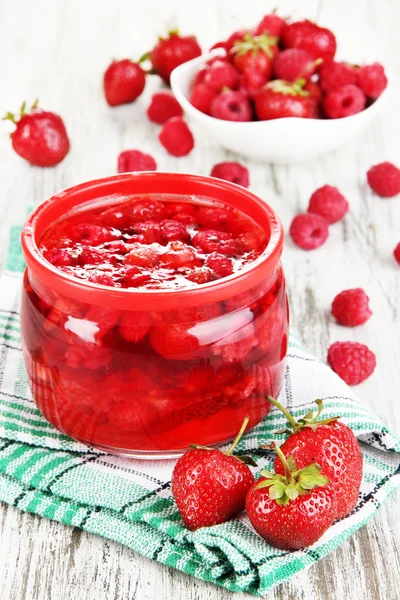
[[267, 396, 298, 431], [273, 443, 294, 481], [226, 415, 249, 455]]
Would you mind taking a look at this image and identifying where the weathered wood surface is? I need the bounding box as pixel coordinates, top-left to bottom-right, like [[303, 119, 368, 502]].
[[0, 0, 399, 598]]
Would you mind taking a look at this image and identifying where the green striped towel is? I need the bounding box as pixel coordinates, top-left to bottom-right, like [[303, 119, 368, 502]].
[[1, 225, 399, 596]]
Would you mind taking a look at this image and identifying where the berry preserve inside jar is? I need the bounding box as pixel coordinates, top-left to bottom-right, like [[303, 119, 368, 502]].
[[21, 173, 288, 458]]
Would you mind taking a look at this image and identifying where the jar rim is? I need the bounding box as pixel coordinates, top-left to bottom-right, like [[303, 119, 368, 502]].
[[21, 172, 284, 310]]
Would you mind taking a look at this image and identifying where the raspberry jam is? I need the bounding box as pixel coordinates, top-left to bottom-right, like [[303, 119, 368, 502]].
[[21, 173, 288, 457]]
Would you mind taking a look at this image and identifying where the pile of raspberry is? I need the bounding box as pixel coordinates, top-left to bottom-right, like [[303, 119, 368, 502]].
[[189, 13, 388, 121], [39, 196, 268, 290]]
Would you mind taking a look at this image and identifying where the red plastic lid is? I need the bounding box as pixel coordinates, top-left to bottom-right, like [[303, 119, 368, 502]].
[[21, 172, 284, 311]]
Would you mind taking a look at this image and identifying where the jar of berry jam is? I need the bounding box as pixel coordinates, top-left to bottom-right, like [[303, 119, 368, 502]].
[[21, 173, 288, 457]]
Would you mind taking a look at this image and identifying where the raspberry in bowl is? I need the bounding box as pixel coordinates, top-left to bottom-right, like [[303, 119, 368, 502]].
[[21, 173, 288, 458]]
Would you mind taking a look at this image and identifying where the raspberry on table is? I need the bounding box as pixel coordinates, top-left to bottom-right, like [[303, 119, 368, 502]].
[[147, 91, 183, 124], [331, 288, 372, 326], [323, 84, 366, 118], [357, 63, 388, 99], [117, 149, 157, 173], [210, 162, 250, 188], [308, 185, 349, 224], [210, 90, 252, 122], [289, 213, 329, 250], [327, 341, 376, 385], [367, 162, 400, 197], [394, 243, 400, 265], [189, 84, 217, 115], [204, 60, 240, 92], [158, 117, 194, 156]]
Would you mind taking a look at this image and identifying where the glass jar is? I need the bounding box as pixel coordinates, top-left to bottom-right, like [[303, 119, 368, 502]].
[[21, 173, 288, 458]]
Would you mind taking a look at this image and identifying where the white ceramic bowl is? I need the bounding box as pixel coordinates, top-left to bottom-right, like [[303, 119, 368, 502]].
[[170, 53, 391, 164]]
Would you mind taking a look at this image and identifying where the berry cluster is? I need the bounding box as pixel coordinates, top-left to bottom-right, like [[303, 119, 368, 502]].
[[172, 398, 362, 551], [189, 14, 388, 122]]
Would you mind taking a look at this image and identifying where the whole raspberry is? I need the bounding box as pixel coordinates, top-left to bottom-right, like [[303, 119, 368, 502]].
[[394, 243, 400, 265], [239, 69, 268, 97], [319, 61, 357, 92], [273, 48, 317, 82], [323, 84, 366, 118], [189, 84, 217, 115], [357, 63, 388, 99], [158, 117, 194, 156], [289, 213, 329, 250], [210, 90, 252, 122], [117, 149, 157, 173], [147, 92, 183, 124], [367, 162, 400, 198], [327, 341, 376, 385], [210, 161, 249, 187], [331, 288, 372, 326], [308, 185, 349, 223], [204, 60, 240, 92], [205, 253, 234, 277]]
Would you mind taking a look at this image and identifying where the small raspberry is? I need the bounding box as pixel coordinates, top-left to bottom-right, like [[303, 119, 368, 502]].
[[331, 288, 372, 326], [308, 185, 349, 224], [210, 161, 250, 188], [210, 90, 252, 122], [204, 60, 240, 92], [289, 213, 329, 250], [160, 219, 190, 243], [327, 341, 376, 385], [273, 48, 317, 82], [394, 243, 400, 265], [117, 149, 157, 173], [367, 162, 400, 198], [323, 84, 366, 118], [192, 229, 237, 255], [159, 117, 194, 157], [184, 266, 213, 284], [71, 223, 117, 245], [319, 61, 357, 92], [189, 84, 217, 115], [357, 63, 388, 99], [147, 91, 183, 124], [133, 221, 162, 244], [239, 69, 268, 97], [43, 247, 78, 266], [205, 253, 234, 277], [197, 207, 232, 229]]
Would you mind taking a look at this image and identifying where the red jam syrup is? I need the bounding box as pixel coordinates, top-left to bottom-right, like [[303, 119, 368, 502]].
[[21, 194, 288, 455]]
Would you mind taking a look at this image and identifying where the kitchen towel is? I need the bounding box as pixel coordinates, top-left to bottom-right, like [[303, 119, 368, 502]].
[[0, 225, 399, 596]]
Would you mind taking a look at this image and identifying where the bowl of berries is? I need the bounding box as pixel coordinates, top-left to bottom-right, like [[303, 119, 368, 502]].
[[20, 172, 289, 458], [170, 14, 390, 163]]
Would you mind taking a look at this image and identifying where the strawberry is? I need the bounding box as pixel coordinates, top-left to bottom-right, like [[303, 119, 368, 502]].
[[4, 100, 70, 167], [103, 59, 146, 106], [273, 48, 319, 82], [146, 29, 202, 84], [255, 80, 312, 120], [268, 397, 363, 519], [255, 13, 287, 38], [246, 443, 335, 550], [282, 20, 337, 61], [172, 417, 256, 530], [230, 33, 278, 79]]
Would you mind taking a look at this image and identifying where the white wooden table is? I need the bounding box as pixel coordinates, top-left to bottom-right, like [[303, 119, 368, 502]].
[[0, 0, 399, 598]]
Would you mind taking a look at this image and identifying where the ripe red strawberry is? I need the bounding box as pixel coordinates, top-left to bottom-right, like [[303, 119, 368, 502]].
[[323, 84, 366, 119], [117, 149, 157, 173], [147, 91, 183, 124], [189, 84, 218, 115], [357, 63, 388, 99], [367, 162, 400, 197], [268, 397, 363, 519], [331, 288, 372, 326], [172, 417, 256, 530], [273, 49, 318, 82], [304, 80, 323, 118], [158, 117, 194, 156], [4, 101, 70, 167], [103, 59, 146, 106], [210, 90, 252, 122], [147, 29, 202, 84], [282, 20, 337, 61], [319, 61, 357, 92], [255, 80, 313, 120], [246, 443, 335, 550], [255, 13, 287, 38], [327, 341, 376, 385], [230, 33, 279, 78]]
